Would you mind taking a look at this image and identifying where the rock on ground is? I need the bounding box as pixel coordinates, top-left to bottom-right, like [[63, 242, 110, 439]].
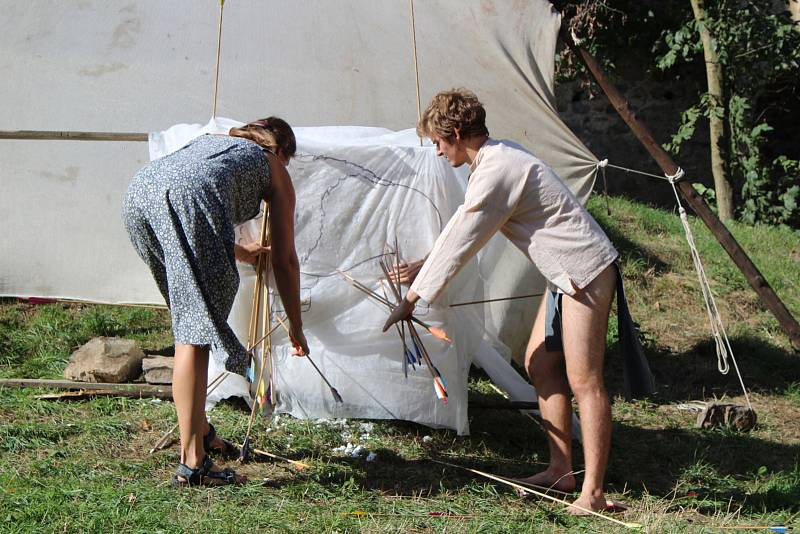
[[142, 355, 174, 384], [63, 337, 145, 383]]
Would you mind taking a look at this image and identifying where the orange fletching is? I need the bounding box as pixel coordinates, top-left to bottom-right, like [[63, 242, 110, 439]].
[[428, 326, 452, 343]]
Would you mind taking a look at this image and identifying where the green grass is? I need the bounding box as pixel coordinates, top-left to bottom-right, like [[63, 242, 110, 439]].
[[1, 195, 799, 533]]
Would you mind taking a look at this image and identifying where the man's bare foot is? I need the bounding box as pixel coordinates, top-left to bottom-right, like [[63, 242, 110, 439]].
[[566, 492, 606, 515], [514, 469, 576, 494]]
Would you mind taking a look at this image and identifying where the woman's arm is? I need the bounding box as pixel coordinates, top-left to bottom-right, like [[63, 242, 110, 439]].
[[265, 153, 309, 356]]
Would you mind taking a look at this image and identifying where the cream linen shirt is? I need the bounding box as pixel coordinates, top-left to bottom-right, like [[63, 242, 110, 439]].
[[410, 139, 618, 302]]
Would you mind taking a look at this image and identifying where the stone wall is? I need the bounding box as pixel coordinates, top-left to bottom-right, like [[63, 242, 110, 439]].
[[554, 61, 714, 208]]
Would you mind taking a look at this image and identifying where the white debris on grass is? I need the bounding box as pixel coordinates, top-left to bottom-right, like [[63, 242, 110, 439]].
[[314, 418, 348, 428], [366, 452, 378, 462], [422, 435, 433, 443], [359, 422, 374, 433], [331, 442, 373, 459]]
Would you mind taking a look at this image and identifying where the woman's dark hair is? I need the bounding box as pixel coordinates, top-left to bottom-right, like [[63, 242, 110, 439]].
[[229, 116, 296, 159]]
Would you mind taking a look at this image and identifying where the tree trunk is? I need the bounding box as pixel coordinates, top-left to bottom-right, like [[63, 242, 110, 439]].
[[690, 0, 734, 221]]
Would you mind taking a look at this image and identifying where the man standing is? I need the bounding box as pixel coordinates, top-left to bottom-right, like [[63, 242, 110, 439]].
[[384, 88, 618, 513]]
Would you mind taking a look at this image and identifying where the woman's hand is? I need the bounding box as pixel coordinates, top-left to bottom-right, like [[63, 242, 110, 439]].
[[235, 241, 270, 265], [289, 324, 310, 357], [382, 298, 416, 332], [387, 259, 425, 285]]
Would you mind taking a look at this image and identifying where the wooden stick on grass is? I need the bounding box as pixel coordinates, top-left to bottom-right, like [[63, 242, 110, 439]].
[[430, 459, 642, 530]]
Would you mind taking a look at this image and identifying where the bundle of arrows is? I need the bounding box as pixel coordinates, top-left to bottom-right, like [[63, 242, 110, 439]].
[[242, 205, 345, 461], [240, 204, 276, 461], [337, 242, 451, 404]]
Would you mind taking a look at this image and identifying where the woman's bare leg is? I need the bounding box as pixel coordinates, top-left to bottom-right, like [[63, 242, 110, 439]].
[[173, 344, 245, 483], [561, 265, 616, 514], [518, 297, 577, 493], [173, 344, 209, 468]]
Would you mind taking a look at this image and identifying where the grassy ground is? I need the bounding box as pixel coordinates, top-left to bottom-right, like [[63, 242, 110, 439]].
[[1, 195, 799, 533]]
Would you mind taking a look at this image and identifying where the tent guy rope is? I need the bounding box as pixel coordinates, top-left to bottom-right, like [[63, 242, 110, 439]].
[[597, 158, 753, 409], [667, 174, 753, 410]]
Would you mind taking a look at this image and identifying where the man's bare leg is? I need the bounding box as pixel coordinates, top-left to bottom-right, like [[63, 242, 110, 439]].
[[518, 297, 577, 493], [561, 265, 616, 514]]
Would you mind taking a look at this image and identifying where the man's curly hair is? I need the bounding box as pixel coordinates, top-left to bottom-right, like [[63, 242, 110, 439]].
[[417, 88, 489, 141]]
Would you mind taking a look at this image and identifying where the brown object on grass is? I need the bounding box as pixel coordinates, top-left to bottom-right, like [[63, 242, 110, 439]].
[[696, 403, 757, 431]]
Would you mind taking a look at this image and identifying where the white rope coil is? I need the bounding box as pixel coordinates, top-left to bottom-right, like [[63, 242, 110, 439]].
[[599, 157, 753, 410], [665, 167, 685, 183], [667, 179, 753, 411]]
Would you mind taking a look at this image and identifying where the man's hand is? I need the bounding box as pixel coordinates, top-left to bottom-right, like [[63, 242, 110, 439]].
[[387, 259, 425, 285], [382, 298, 416, 332], [289, 324, 310, 357], [235, 241, 270, 265]]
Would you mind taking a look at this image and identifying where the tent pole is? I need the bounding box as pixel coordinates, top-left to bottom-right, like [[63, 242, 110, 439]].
[[0, 130, 147, 142], [556, 25, 800, 351]]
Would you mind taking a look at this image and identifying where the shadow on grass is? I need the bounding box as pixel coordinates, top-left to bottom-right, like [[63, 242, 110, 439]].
[[607, 423, 800, 513], [596, 209, 672, 276], [312, 417, 799, 516], [603, 335, 800, 402], [305, 336, 800, 516]]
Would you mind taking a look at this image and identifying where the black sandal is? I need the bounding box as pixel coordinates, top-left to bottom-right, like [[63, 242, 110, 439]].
[[172, 455, 240, 487], [204, 423, 240, 460]]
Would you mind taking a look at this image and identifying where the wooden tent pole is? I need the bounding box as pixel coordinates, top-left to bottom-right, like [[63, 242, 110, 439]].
[[0, 130, 147, 142], [558, 26, 800, 351], [211, 0, 225, 118], [408, 0, 423, 147]]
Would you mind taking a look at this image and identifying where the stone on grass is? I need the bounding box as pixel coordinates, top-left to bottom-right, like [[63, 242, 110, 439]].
[[696, 403, 757, 431], [64, 337, 145, 383], [142, 355, 174, 384]]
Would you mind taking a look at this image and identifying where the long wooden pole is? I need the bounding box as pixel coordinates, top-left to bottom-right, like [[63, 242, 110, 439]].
[[408, 0, 423, 147], [0, 378, 170, 398], [0, 130, 147, 142], [558, 26, 800, 352], [211, 0, 225, 117]]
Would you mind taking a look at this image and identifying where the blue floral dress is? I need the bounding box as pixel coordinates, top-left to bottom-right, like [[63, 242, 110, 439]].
[[123, 135, 271, 375]]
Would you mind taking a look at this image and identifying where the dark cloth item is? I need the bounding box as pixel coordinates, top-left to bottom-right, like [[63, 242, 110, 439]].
[[614, 263, 655, 398], [544, 289, 563, 352], [543, 263, 655, 398], [122, 135, 271, 376]]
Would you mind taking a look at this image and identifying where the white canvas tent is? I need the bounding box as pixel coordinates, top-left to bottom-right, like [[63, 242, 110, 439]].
[[0, 1, 599, 434]]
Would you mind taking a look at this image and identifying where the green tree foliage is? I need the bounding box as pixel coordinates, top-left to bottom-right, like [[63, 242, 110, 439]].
[[655, 1, 800, 226], [557, 1, 800, 227]]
